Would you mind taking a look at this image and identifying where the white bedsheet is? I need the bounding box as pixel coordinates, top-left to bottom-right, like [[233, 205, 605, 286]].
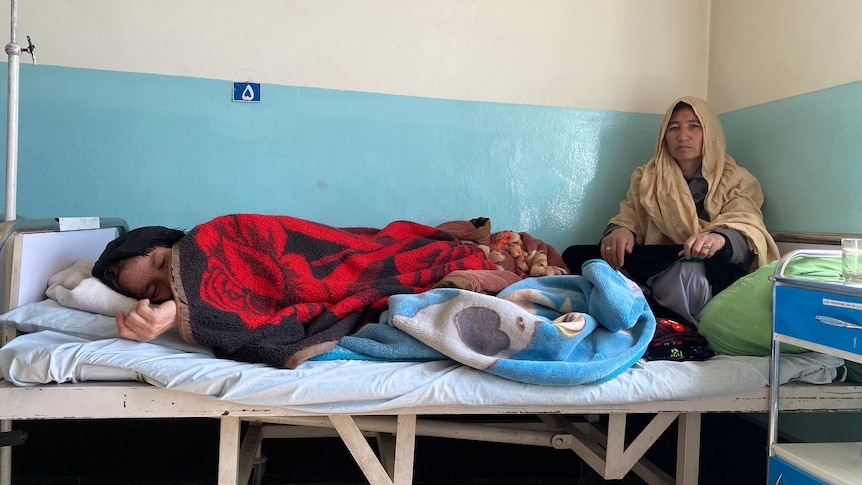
[[0, 329, 841, 414]]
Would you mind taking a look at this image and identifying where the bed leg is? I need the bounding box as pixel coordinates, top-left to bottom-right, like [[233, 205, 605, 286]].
[[0, 420, 11, 485], [675, 412, 701, 485], [218, 416, 242, 485], [607, 413, 677, 483], [329, 414, 416, 485], [393, 414, 416, 485], [238, 422, 266, 485], [374, 415, 416, 485]]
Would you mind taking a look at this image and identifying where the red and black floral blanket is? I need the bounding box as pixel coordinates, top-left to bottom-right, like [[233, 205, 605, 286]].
[[172, 214, 497, 368]]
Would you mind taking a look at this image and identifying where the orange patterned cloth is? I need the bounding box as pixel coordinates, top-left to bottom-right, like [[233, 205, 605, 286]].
[[437, 217, 570, 278]]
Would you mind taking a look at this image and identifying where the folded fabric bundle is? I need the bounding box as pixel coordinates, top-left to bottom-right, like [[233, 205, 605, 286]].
[[643, 317, 715, 361], [45, 258, 138, 317]]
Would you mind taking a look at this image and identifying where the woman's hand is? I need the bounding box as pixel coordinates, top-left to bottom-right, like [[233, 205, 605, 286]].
[[116, 299, 178, 342], [601, 228, 635, 270], [680, 232, 725, 260]]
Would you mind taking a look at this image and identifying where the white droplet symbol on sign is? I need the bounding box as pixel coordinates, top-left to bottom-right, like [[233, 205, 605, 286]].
[[242, 84, 255, 101]]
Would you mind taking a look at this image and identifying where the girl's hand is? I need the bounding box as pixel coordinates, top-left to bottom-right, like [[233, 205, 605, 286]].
[[116, 299, 178, 342]]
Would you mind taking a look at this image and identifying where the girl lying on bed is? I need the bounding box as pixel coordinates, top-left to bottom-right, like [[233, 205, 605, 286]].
[[92, 214, 570, 368]]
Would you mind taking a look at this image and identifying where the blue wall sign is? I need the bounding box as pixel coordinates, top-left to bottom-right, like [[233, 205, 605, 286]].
[[232, 82, 261, 102]]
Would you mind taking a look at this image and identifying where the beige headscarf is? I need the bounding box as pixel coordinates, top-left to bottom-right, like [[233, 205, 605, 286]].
[[609, 96, 779, 270]]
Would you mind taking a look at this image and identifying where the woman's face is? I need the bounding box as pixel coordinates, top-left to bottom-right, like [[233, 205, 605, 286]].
[[117, 246, 173, 302], [664, 107, 704, 167]]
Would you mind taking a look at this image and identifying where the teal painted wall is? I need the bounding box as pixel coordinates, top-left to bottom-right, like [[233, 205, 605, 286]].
[[721, 81, 862, 235], [721, 82, 862, 443], [4, 65, 660, 253], [4, 67, 860, 255]]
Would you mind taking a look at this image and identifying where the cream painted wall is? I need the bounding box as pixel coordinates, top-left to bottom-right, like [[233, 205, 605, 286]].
[[3, 0, 708, 114], [7, 1, 862, 114], [708, 0, 862, 112]]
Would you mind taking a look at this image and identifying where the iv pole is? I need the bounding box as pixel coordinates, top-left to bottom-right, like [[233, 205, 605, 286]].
[[4, 0, 34, 223], [4, 0, 20, 223], [0, 0, 18, 478], [0, 1, 16, 480], [1, 3, 36, 482]]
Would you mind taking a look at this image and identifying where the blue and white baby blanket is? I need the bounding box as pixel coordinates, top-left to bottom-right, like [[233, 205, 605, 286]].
[[320, 259, 656, 386]]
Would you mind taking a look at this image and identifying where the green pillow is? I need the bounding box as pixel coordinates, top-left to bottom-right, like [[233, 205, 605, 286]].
[[698, 256, 843, 356]]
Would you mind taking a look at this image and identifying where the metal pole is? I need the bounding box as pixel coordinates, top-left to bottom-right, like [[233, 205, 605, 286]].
[[1, 0, 18, 481], [4, 0, 20, 222]]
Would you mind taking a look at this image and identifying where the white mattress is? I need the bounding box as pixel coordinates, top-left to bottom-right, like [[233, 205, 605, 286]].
[[0, 301, 842, 414]]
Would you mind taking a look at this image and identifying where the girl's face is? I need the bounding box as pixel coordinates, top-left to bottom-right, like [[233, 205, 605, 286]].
[[664, 107, 704, 166], [117, 246, 173, 302]]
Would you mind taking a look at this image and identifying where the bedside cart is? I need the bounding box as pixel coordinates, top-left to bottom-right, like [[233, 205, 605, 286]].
[[768, 249, 862, 484]]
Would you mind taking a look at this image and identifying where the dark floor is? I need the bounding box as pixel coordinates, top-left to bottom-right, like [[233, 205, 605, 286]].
[[4, 413, 768, 484]]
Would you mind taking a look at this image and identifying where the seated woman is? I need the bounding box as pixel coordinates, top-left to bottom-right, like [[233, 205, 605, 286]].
[[93, 214, 568, 368], [563, 96, 779, 325]]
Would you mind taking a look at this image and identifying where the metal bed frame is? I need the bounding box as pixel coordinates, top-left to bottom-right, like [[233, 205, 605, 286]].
[[2, 373, 860, 485], [0, 221, 860, 485]]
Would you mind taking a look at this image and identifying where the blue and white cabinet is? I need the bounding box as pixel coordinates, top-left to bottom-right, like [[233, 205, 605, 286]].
[[768, 249, 862, 485]]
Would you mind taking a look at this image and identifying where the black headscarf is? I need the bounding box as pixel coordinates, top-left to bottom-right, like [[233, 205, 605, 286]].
[[92, 226, 186, 295]]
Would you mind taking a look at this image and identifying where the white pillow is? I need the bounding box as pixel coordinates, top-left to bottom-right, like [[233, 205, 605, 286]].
[[0, 299, 212, 355]]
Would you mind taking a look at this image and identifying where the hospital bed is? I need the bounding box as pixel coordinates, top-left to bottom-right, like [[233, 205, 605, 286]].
[[0, 219, 860, 485]]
